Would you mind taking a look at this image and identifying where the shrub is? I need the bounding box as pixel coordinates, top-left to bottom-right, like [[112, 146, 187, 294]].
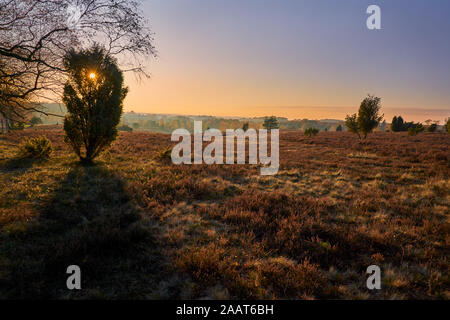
[[444, 118, 450, 133], [427, 123, 437, 132], [63, 46, 128, 163], [29, 116, 43, 127], [408, 124, 424, 136], [19, 136, 52, 159], [304, 127, 319, 137]]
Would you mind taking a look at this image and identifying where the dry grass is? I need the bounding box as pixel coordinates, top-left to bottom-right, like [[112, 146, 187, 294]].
[[0, 126, 448, 299]]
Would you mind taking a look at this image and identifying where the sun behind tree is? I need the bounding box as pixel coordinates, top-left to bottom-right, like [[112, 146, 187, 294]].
[[63, 46, 128, 164]]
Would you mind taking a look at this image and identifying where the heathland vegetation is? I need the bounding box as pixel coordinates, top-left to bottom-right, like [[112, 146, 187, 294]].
[[0, 125, 448, 299]]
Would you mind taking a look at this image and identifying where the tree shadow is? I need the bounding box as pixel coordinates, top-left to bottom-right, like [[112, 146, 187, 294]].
[[0, 163, 164, 299], [0, 156, 40, 175]]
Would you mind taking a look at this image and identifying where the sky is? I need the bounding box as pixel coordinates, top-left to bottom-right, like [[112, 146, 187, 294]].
[[123, 0, 450, 122]]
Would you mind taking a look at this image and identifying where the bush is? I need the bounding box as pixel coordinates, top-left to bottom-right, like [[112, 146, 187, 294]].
[[427, 123, 437, 132], [29, 116, 43, 127], [19, 136, 53, 159], [304, 127, 319, 137], [444, 118, 450, 133], [408, 124, 424, 136]]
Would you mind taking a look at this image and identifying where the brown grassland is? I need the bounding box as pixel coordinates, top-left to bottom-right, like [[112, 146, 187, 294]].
[[0, 126, 448, 299]]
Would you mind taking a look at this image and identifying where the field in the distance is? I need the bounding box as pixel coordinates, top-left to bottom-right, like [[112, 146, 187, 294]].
[[0, 127, 448, 299]]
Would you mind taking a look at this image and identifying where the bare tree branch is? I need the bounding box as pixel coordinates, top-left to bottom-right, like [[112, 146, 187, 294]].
[[0, 0, 156, 121]]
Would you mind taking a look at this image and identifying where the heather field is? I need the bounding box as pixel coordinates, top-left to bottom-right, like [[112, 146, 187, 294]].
[[0, 126, 448, 299]]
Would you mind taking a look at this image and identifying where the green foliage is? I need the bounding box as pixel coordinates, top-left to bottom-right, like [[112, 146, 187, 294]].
[[345, 113, 360, 139], [29, 116, 43, 126], [262, 116, 279, 130], [408, 124, 424, 136], [336, 124, 343, 132], [63, 46, 128, 163], [304, 127, 319, 137], [345, 95, 383, 140], [357, 95, 383, 138], [391, 115, 425, 133], [391, 116, 404, 132], [19, 136, 52, 159], [242, 122, 249, 131]]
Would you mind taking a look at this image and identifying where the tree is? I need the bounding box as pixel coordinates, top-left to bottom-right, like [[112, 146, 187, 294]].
[[304, 127, 319, 137], [263, 116, 279, 130], [63, 46, 127, 163], [357, 95, 383, 138], [390, 116, 405, 132], [346, 95, 383, 140], [29, 116, 43, 126], [0, 0, 155, 121], [336, 124, 343, 132], [242, 122, 249, 131]]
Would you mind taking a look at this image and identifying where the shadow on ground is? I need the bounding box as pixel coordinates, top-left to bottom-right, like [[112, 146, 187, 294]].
[[0, 164, 164, 299]]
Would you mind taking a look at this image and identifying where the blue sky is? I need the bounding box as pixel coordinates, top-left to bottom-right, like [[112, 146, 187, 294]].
[[125, 0, 450, 121]]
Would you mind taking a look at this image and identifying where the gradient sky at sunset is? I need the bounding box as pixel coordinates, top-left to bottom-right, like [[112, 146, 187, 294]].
[[123, 0, 450, 122]]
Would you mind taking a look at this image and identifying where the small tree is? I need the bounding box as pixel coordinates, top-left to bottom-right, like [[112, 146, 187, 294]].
[[63, 46, 128, 163], [263, 116, 279, 130], [357, 95, 383, 138], [346, 95, 383, 140], [242, 122, 249, 131], [336, 124, 343, 132], [29, 116, 43, 127]]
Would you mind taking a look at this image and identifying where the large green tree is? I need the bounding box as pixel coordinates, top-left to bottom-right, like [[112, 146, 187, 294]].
[[63, 46, 127, 163]]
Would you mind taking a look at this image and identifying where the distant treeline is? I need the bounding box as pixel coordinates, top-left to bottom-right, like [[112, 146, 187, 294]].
[[120, 113, 348, 133], [32, 103, 350, 133], [33, 103, 444, 134]]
